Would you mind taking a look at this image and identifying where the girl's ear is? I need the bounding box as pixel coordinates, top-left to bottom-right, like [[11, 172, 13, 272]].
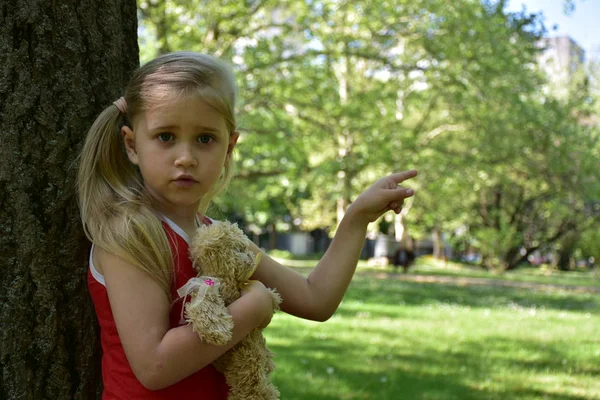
[[122, 126, 139, 165], [227, 131, 239, 156]]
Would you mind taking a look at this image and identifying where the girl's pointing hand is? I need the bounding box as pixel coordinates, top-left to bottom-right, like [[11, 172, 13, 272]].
[[346, 170, 418, 225]]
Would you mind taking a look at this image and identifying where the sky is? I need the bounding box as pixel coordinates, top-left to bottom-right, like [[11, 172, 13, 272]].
[[505, 0, 600, 62]]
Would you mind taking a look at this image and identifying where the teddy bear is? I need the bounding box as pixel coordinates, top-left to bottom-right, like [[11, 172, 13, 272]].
[[178, 220, 282, 400]]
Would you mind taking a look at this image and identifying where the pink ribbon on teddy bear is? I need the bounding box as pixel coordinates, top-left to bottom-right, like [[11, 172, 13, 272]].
[[177, 276, 221, 325]]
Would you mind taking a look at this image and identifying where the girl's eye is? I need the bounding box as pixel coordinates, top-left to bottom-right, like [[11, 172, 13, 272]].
[[198, 135, 213, 144], [158, 133, 174, 142]]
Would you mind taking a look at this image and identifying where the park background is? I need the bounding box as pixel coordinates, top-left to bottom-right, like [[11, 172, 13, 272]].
[[1, 0, 599, 399]]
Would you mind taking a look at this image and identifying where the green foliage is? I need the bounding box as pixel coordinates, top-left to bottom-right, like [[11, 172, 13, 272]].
[[576, 227, 600, 264], [137, 0, 600, 267], [475, 224, 521, 268]]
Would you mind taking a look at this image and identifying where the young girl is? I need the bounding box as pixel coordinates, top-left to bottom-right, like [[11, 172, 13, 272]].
[[77, 51, 417, 399]]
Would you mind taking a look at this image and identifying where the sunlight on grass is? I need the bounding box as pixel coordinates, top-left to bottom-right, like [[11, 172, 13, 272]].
[[415, 256, 600, 288], [271, 253, 600, 290], [264, 262, 600, 399]]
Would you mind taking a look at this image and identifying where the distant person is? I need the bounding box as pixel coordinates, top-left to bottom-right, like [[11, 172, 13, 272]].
[[393, 247, 416, 273]]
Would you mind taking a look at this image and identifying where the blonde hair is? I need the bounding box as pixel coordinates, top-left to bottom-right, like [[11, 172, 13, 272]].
[[77, 52, 238, 297]]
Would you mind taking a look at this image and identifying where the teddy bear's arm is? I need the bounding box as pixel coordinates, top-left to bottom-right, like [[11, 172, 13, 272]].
[[184, 291, 234, 346], [267, 288, 282, 313]]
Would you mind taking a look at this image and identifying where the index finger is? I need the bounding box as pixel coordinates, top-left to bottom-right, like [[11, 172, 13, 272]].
[[389, 170, 418, 184]]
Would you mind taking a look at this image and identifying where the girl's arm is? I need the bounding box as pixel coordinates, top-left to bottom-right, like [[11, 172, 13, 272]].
[[250, 170, 417, 322], [96, 247, 273, 391]]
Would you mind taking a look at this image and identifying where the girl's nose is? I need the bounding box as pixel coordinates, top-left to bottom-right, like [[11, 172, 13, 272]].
[[174, 145, 197, 168]]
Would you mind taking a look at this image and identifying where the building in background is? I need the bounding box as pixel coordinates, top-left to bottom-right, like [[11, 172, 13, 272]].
[[537, 36, 586, 99]]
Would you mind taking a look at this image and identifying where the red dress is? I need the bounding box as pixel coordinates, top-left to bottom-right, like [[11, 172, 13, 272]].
[[87, 216, 229, 399]]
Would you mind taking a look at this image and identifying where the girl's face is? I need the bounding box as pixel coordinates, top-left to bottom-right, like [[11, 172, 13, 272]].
[[122, 94, 238, 217]]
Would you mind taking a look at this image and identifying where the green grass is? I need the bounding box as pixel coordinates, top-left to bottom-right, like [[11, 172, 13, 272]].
[[264, 258, 600, 399], [274, 255, 600, 289]]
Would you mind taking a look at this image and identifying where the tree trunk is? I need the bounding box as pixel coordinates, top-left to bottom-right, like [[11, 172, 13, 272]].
[[557, 233, 579, 271], [503, 246, 522, 271], [0, 1, 138, 399], [394, 212, 407, 242], [267, 222, 277, 251], [432, 226, 445, 261], [334, 43, 353, 227], [336, 167, 354, 225], [504, 244, 541, 271]]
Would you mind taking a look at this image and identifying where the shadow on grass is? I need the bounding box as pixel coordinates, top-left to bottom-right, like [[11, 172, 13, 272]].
[[265, 266, 598, 399], [266, 328, 598, 399], [458, 336, 600, 376], [338, 278, 599, 314], [269, 337, 483, 400], [268, 333, 595, 400]]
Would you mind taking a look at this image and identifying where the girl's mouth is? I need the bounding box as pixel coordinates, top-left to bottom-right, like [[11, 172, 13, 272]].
[[173, 178, 197, 187]]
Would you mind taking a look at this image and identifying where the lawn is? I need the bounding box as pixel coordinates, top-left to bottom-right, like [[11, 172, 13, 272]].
[[263, 258, 600, 399]]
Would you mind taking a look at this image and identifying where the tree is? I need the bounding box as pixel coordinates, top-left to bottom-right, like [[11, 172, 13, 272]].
[[138, 0, 431, 231], [137, 0, 600, 268], [403, 1, 600, 269], [0, 1, 138, 399]]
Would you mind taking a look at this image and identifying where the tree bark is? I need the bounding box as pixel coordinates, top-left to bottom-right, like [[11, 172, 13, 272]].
[[0, 1, 138, 399]]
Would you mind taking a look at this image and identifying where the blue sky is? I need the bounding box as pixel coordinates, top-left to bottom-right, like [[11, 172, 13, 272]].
[[506, 0, 600, 62]]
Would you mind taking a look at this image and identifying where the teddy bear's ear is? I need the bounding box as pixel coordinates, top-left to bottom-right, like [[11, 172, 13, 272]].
[[190, 223, 223, 259], [190, 220, 260, 277], [221, 221, 248, 241]]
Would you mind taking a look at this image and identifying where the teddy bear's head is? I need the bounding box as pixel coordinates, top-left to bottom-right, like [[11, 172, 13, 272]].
[[190, 221, 258, 285]]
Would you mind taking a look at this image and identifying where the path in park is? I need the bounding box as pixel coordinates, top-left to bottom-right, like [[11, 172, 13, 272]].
[[367, 271, 600, 293], [282, 260, 600, 293]]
